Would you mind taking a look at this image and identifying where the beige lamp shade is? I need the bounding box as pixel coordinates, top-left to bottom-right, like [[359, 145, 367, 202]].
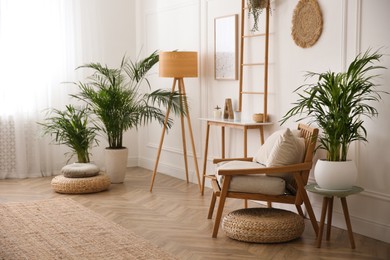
[[159, 51, 198, 78]]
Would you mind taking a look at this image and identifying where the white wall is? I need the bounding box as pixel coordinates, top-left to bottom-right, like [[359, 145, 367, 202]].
[[74, 0, 138, 169], [136, 0, 202, 183], [136, 0, 390, 242]]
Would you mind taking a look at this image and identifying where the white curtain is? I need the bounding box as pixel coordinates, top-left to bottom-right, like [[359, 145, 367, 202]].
[[0, 0, 78, 178]]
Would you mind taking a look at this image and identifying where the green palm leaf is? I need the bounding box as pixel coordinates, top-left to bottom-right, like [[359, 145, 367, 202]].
[[39, 105, 99, 163], [71, 51, 185, 149], [281, 49, 387, 161]]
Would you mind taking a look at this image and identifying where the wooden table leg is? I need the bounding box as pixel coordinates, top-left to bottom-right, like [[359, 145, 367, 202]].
[[243, 127, 248, 157], [201, 123, 210, 195], [340, 197, 356, 249], [317, 197, 329, 248], [326, 196, 334, 241], [259, 126, 265, 145], [243, 127, 248, 207], [221, 126, 225, 158]]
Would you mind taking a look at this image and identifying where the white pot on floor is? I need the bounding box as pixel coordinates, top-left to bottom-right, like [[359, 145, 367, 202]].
[[314, 159, 357, 190], [105, 148, 128, 183]]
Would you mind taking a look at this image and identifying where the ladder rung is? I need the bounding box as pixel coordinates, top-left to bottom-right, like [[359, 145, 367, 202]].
[[242, 33, 266, 38], [241, 91, 265, 95], [241, 63, 265, 66]]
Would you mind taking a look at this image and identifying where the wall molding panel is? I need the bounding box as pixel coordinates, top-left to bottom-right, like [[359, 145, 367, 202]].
[[139, 156, 199, 184]]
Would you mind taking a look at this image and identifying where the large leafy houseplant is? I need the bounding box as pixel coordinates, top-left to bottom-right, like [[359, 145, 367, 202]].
[[73, 51, 184, 149], [281, 49, 387, 162], [40, 105, 98, 163], [72, 51, 185, 183]]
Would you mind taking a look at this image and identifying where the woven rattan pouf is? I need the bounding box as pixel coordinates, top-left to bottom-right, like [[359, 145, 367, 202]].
[[222, 208, 304, 243], [51, 174, 111, 194]]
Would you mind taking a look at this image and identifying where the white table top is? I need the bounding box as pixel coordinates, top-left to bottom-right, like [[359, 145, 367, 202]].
[[199, 117, 273, 126]]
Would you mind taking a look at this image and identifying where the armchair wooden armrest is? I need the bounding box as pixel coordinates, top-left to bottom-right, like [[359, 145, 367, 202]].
[[217, 162, 313, 176], [213, 157, 254, 164]]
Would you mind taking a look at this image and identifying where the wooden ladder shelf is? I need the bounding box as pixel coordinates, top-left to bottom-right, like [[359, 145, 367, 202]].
[[238, 0, 270, 123]]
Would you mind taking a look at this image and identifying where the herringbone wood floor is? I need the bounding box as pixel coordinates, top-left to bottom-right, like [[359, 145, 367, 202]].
[[0, 167, 388, 259]]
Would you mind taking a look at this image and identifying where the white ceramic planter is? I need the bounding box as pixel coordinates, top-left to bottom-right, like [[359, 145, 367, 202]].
[[314, 159, 357, 190], [105, 148, 128, 183]]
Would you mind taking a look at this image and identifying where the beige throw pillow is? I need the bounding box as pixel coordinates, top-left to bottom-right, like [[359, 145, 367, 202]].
[[253, 128, 305, 172], [266, 128, 305, 167]]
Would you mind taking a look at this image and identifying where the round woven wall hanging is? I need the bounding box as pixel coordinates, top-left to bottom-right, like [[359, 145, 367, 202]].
[[292, 0, 323, 48]]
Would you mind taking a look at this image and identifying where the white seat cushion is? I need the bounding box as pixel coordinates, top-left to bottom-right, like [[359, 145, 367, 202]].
[[216, 161, 286, 195]]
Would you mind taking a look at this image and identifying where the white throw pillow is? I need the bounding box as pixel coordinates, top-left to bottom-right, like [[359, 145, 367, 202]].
[[253, 128, 287, 165]]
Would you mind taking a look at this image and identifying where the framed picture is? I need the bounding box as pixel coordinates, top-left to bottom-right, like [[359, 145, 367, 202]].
[[214, 14, 238, 80]]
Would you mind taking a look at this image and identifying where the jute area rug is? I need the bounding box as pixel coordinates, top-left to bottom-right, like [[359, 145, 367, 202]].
[[0, 198, 176, 260]]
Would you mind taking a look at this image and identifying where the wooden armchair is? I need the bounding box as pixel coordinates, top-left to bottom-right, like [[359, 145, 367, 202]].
[[207, 123, 319, 238]]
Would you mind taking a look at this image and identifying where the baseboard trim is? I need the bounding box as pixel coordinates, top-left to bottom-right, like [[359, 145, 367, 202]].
[[127, 156, 138, 167], [138, 156, 199, 184], [310, 203, 390, 244]]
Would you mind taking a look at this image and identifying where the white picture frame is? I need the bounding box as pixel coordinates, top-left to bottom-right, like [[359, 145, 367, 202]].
[[214, 14, 238, 80]]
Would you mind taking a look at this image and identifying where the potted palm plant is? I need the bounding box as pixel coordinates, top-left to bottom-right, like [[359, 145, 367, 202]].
[[73, 51, 185, 183], [39, 104, 99, 164], [281, 49, 387, 190]]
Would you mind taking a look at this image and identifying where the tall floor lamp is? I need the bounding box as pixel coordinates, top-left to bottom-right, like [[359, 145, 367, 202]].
[[149, 51, 201, 192]]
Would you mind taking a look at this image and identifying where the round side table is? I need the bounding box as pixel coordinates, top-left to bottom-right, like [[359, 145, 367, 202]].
[[305, 183, 364, 249]]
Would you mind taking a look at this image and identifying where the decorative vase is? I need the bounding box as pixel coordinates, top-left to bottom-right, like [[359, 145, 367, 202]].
[[234, 111, 241, 121], [213, 107, 222, 119], [314, 159, 357, 190], [223, 98, 234, 119], [105, 148, 128, 183]]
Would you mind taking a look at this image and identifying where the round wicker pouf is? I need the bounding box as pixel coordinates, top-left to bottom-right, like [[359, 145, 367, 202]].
[[222, 208, 304, 243], [51, 174, 111, 194]]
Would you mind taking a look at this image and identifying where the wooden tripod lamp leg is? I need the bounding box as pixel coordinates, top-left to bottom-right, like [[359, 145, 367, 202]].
[[201, 124, 210, 195], [150, 78, 201, 193], [150, 79, 177, 192], [179, 78, 202, 192], [179, 83, 189, 183]]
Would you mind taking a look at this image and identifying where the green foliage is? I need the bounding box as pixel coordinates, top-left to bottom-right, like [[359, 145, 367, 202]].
[[247, 0, 269, 32], [72, 51, 186, 149], [281, 49, 387, 161], [39, 105, 99, 163]]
